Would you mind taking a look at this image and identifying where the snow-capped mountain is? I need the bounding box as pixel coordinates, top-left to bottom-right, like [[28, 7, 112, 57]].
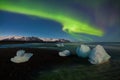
[[0, 36, 70, 42]]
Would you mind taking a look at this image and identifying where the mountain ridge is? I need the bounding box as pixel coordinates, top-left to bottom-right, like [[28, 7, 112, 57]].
[[0, 36, 70, 42]]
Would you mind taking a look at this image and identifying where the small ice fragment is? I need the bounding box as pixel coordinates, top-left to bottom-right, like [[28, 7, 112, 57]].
[[56, 43, 64, 47], [58, 50, 71, 57]]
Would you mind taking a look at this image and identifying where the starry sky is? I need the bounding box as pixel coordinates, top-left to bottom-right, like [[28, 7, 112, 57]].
[[0, 0, 120, 42]]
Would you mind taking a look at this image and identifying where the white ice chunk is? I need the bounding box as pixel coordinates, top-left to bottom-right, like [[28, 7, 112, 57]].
[[88, 45, 111, 64], [10, 50, 33, 63], [76, 44, 90, 58], [56, 43, 64, 47], [58, 50, 71, 57]]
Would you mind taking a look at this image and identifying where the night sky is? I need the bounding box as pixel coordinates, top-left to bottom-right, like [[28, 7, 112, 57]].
[[0, 0, 120, 42]]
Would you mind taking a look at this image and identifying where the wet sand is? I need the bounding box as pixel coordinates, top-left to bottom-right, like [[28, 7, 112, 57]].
[[0, 48, 120, 80]]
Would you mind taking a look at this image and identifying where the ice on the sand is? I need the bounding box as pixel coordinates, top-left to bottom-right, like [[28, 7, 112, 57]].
[[10, 50, 33, 63], [58, 50, 71, 57], [11, 54, 33, 63], [88, 45, 111, 64], [76, 44, 90, 58]]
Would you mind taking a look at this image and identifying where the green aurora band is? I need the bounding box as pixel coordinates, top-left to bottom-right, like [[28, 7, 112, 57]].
[[0, 0, 104, 41]]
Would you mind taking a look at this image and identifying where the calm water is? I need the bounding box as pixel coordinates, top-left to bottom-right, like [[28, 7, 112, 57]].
[[0, 42, 120, 51]]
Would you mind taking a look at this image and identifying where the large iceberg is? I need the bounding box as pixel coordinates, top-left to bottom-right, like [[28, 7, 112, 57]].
[[10, 50, 33, 63], [88, 45, 111, 64], [58, 50, 71, 57], [76, 44, 90, 58]]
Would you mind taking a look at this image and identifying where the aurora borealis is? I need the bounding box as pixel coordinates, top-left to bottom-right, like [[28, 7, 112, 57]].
[[0, 0, 120, 42]]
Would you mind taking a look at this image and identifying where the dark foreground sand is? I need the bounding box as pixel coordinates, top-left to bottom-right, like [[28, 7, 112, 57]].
[[0, 48, 120, 80], [0, 48, 89, 80]]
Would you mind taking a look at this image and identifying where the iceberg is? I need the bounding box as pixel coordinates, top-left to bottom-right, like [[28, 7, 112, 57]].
[[88, 45, 111, 64], [76, 44, 90, 58], [10, 50, 33, 63]]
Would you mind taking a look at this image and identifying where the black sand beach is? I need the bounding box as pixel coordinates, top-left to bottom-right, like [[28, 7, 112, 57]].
[[0, 48, 89, 80], [0, 47, 120, 80]]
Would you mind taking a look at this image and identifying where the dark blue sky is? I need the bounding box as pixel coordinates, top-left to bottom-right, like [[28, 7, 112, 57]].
[[0, 11, 73, 40]]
